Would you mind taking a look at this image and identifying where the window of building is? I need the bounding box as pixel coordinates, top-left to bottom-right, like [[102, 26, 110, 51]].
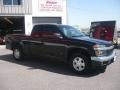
[[3, 0, 22, 5], [3, 0, 12, 5], [13, 0, 22, 5]]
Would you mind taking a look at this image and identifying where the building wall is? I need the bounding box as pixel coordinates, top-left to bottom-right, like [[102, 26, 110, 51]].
[[0, 0, 32, 15], [25, 0, 67, 35], [0, 0, 67, 35], [25, 15, 32, 35], [32, 0, 67, 24]]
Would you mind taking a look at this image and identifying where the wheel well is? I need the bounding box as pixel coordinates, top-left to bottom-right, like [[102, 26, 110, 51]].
[[12, 42, 21, 50], [67, 48, 91, 62]]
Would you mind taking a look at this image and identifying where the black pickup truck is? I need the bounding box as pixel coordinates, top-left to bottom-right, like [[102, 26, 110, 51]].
[[5, 24, 116, 73]]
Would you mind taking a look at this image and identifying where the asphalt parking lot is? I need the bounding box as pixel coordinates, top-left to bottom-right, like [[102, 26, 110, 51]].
[[0, 45, 120, 90]]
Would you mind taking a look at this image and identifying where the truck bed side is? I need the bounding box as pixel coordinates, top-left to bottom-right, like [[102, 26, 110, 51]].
[[5, 34, 30, 50]]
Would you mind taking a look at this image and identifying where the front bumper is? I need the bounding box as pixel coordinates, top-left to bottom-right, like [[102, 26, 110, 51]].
[[91, 50, 116, 67]]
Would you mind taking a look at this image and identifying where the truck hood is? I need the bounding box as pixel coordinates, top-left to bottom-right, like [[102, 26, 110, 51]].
[[72, 36, 112, 46]]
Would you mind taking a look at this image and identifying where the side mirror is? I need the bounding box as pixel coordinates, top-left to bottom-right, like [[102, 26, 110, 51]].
[[54, 33, 63, 39]]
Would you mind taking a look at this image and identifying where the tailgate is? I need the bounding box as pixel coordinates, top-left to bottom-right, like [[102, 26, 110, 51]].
[[5, 35, 13, 50]]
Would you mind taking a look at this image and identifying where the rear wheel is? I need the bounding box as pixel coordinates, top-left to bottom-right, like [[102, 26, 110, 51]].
[[13, 47, 24, 61], [69, 53, 91, 73]]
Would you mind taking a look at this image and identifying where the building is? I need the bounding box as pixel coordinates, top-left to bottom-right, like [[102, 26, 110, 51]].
[[0, 0, 67, 35]]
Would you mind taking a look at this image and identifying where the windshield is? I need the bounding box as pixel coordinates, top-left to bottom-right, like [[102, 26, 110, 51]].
[[60, 25, 85, 38]]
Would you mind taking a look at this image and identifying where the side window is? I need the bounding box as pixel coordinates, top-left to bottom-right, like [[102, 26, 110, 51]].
[[42, 25, 59, 33], [33, 25, 43, 32], [41, 25, 63, 39]]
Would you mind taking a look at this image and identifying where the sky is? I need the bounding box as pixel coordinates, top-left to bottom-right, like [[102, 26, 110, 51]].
[[67, 0, 120, 29]]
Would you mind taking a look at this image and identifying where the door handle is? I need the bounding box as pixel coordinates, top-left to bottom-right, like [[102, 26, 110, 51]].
[[35, 42, 44, 45], [31, 41, 44, 45]]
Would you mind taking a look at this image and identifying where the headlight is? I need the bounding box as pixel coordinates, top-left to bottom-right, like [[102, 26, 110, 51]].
[[93, 45, 106, 49], [94, 50, 107, 56], [93, 45, 107, 56]]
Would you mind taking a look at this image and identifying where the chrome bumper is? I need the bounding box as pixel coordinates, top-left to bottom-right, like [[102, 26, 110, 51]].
[[91, 50, 116, 63]]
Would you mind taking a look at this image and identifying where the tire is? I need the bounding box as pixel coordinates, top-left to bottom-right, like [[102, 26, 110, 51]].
[[69, 53, 91, 74], [13, 47, 24, 61]]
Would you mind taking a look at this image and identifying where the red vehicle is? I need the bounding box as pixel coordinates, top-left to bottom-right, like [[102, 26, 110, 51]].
[[90, 21, 116, 44]]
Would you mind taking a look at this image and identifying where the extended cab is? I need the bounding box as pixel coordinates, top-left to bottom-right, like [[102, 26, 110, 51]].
[[5, 24, 116, 73]]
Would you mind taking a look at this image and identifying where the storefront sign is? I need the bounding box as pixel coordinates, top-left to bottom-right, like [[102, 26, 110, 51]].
[[39, 0, 63, 12]]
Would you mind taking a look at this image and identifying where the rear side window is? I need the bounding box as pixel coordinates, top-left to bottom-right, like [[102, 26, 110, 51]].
[[32, 25, 43, 32], [32, 25, 59, 33]]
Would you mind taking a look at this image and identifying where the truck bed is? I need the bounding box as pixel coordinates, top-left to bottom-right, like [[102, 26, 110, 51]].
[[5, 34, 30, 50]]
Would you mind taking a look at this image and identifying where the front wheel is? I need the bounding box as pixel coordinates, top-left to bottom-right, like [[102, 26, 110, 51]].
[[69, 53, 91, 73], [13, 47, 24, 61]]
